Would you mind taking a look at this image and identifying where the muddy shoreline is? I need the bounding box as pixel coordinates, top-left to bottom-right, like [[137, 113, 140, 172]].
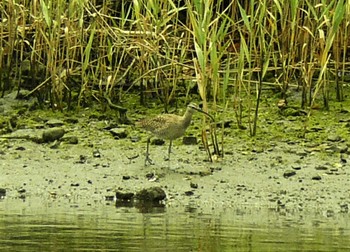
[[1, 93, 350, 215]]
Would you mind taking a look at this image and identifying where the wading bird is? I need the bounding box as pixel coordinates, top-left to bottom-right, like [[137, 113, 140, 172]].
[[136, 103, 213, 166]]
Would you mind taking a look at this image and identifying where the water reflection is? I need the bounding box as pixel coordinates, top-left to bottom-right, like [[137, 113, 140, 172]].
[[0, 197, 349, 251]]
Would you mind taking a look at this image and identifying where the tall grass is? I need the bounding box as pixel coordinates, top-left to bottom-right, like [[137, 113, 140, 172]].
[[0, 0, 350, 137]]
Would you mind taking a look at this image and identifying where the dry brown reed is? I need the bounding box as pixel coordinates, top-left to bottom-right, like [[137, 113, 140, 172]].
[[0, 0, 349, 139]]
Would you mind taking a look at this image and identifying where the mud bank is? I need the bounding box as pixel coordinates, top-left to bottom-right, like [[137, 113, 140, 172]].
[[1, 93, 350, 215]]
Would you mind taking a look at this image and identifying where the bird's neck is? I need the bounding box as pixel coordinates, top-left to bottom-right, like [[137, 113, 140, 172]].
[[182, 110, 194, 128]]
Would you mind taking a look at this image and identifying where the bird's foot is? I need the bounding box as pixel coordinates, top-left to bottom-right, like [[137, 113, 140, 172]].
[[145, 155, 154, 166]]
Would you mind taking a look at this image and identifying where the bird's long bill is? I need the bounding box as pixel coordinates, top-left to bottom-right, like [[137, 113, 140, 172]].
[[192, 106, 215, 122]]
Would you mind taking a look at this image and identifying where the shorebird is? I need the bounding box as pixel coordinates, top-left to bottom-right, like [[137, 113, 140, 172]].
[[136, 103, 213, 166]]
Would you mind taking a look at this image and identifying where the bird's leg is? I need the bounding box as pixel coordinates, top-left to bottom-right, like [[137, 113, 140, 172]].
[[145, 137, 154, 166], [165, 140, 172, 161]]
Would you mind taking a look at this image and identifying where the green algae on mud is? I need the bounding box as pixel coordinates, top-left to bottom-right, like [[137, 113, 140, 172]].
[[0, 91, 350, 214]]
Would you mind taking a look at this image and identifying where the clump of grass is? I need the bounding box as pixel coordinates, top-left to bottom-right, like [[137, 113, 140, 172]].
[[0, 0, 349, 144]]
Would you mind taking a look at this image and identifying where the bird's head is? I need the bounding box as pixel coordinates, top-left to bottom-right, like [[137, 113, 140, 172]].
[[187, 102, 214, 122], [187, 102, 200, 110]]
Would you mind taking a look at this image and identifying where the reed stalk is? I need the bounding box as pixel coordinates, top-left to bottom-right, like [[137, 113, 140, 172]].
[[1, 0, 350, 143]]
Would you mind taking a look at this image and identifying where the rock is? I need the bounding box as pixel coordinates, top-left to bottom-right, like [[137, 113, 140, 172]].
[[42, 128, 65, 142], [340, 153, 347, 163], [184, 191, 194, 196], [315, 165, 328, 170], [331, 144, 348, 153], [190, 182, 198, 189], [340, 203, 349, 213], [62, 136, 79, 144], [130, 136, 140, 142], [182, 136, 197, 145], [77, 155, 87, 164], [330, 167, 339, 173], [64, 117, 79, 124], [325, 144, 338, 153], [312, 175, 322, 180], [135, 187, 166, 202], [110, 128, 128, 139], [325, 209, 334, 217], [0, 188, 6, 198], [103, 123, 118, 131], [327, 135, 341, 142], [105, 195, 115, 201], [93, 150, 101, 158], [295, 150, 307, 157], [46, 119, 65, 127], [325, 168, 335, 175], [252, 147, 264, 153], [17, 188, 26, 193], [49, 141, 60, 149], [115, 191, 134, 201], [49, 191, 57, 197], [152, 139, 165, 146], [199, 170, 212, 176], [277, 199, 285, 208], [310, 126, 323, 132], [32, 123, 45, 129], [145, 173, 158, 181], [283, 170, 296, 178]]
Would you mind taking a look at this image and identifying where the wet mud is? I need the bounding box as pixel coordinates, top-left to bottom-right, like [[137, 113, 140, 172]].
[[1, 92, 350, 215]]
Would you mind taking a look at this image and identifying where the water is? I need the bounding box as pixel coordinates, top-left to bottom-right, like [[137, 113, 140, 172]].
[[1, 197, 350, 251]]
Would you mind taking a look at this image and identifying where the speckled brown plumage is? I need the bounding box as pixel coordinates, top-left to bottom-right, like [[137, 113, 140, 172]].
[[137, 111, 194, 140], [136, 103, 202, 165]]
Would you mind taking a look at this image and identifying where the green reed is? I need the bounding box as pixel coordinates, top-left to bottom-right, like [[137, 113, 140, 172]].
[[0, 0, 350, 140]]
